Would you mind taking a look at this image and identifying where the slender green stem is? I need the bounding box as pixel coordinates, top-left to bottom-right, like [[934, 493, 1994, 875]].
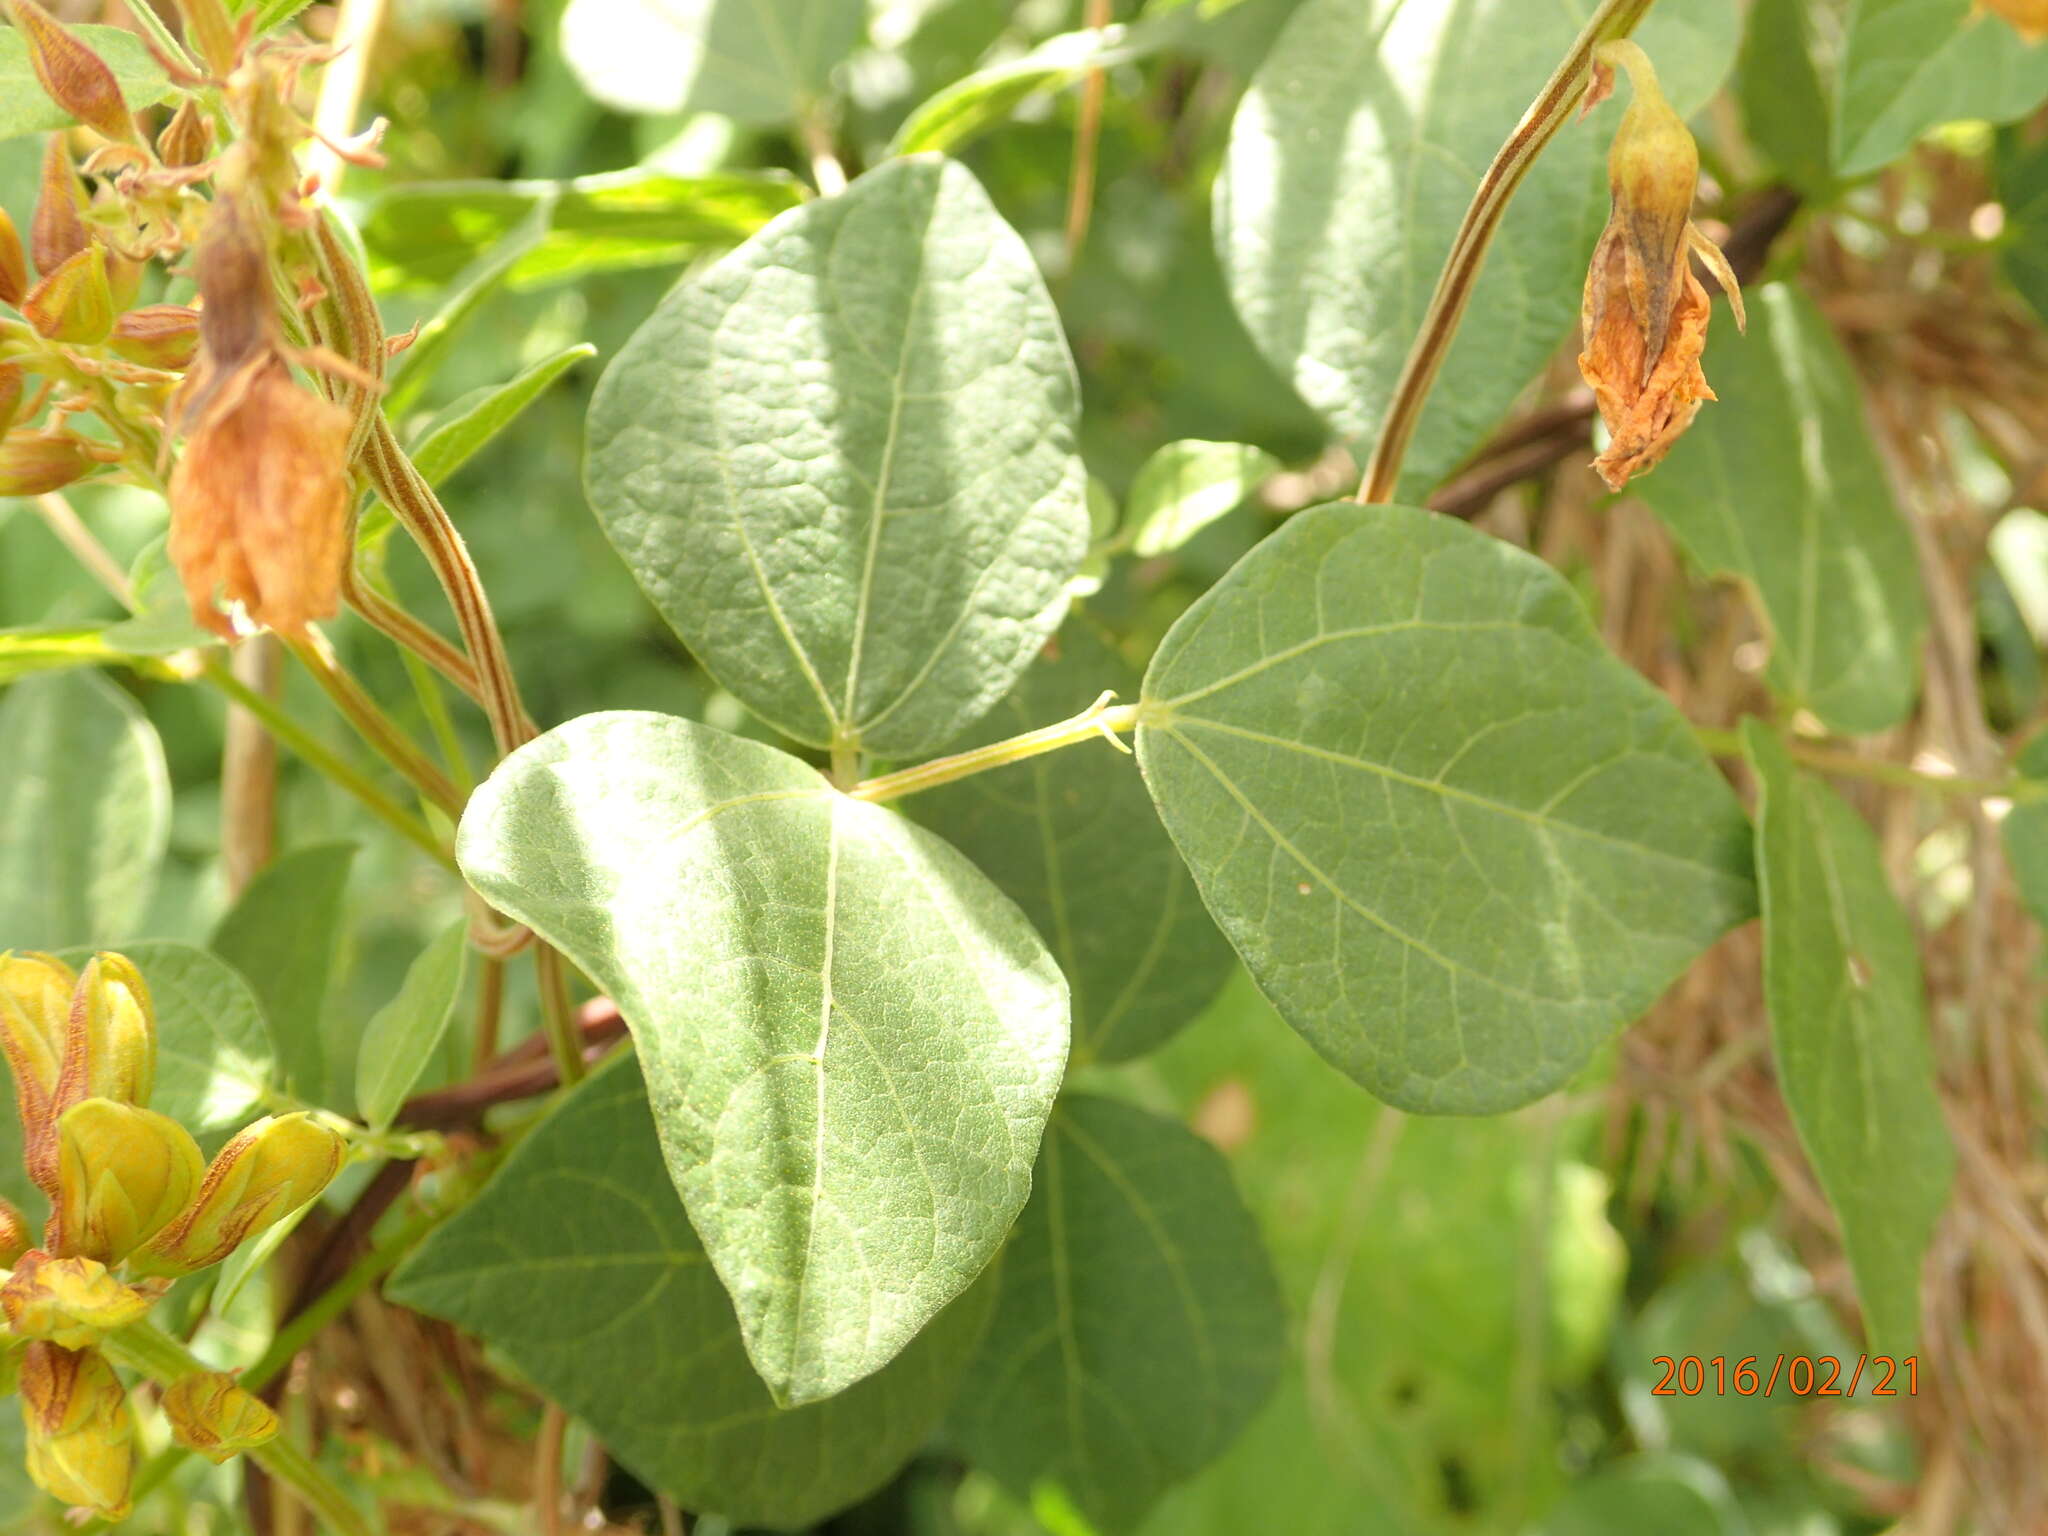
[[852, 697, 1142, 804], [1355, 0, 1658, 504], [402, 645, 477, 796], [1693, 725, 2040, 801], [535, 944, 585, 1086], [243, 1203, 449, 1394], [250, 1431, 373, 1536], [283, 629, 465, 815], [201, 656, 458, 871], [101, 1321, 372, 1536]]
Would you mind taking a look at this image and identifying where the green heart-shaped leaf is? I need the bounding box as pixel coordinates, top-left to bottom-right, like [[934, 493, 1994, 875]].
[[1136, 503, 1755, 1113], [390, 1054, 997, 1525], [457, 712, 1067, 1404], [584, 155, 1088, 758]]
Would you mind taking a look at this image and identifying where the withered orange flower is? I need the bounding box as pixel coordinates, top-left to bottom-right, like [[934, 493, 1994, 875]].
[[1578, 41, 1744, 492], [167, 193, 353, 639]]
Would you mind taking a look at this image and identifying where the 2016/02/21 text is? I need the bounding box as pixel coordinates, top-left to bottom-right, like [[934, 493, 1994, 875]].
[[1651, 1356, 1919, 1397]]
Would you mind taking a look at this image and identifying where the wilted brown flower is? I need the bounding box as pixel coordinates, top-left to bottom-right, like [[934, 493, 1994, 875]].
[[1578, 40, 1744, 491], [1980, 0, 2048, 38], [167, 193, 354, 639]]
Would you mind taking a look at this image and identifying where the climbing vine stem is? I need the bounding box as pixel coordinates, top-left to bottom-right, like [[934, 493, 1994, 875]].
[[1354, 0, 1658, 504]]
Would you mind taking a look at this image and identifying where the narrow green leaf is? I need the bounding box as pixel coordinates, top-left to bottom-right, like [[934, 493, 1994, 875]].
[[1833, 0, 2048, 178], [952, 1094, 1284, 1531], [0, 545, 215, 673], [585, 155, 1089, 758], [1125, 440, 1278, 559], [355, 920, 468, 1130], [1735, 0, 1837, 198], [0, 26, 173, 139], [1741, 720, 1953, 1358], [2001, 730, 2048, 928], [59, 940, 275, 1136], [457, 712, 1067, 1404], [0, 670, 170, 950], [559, 0, 864, 122], [914, 626, 1234, 1063], [1635, 285, 1926, 737], [889, 21, 1169, 158], [410, 344, 596, 488], [249, 0, 315, 33], [389, 1053, 998, 1527], [357, 169, 806, 292], [211, 843, 356, 1101], [1136, 502, 1755, 1114], [383, 198, 554, 413], [1217, 0, 1738, 494]]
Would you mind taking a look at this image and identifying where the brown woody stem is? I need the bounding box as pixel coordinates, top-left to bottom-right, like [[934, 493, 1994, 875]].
[[1354, 0, 1658, 505], [340, 556, 495, 715]]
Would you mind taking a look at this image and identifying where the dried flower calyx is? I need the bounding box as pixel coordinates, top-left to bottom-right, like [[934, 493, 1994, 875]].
[[1577, 40, 1744, 492]]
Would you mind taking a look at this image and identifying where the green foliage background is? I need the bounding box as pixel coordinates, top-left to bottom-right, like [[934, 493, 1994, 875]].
[[5, 0, 2048, 1531]]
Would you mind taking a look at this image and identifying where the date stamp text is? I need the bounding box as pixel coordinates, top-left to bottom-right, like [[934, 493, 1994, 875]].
[[1649, 1355, 1919, 1397]]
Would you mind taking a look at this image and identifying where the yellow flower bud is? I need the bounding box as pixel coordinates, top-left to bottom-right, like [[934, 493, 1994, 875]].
[[1, 1252, 151, 1349], [0, 208, 24, 307], [0, 364, 21, 435], [132, 1113, 347, 1277], [0, 951, 77, 1193], [3, 953, 155, 1200], [55, 1099, 204, 1264], [21, 244, 114, 345], [0, 951, 73, 1103], [0, 0, 139, 145], [60, 953, 155, 1112], [0, 1198, 30, 1268], [161, 1371, 278, 1463], [18, 1342, 135, 1519], [0, 431, 95, 497], [109, 304, 202, 371]]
